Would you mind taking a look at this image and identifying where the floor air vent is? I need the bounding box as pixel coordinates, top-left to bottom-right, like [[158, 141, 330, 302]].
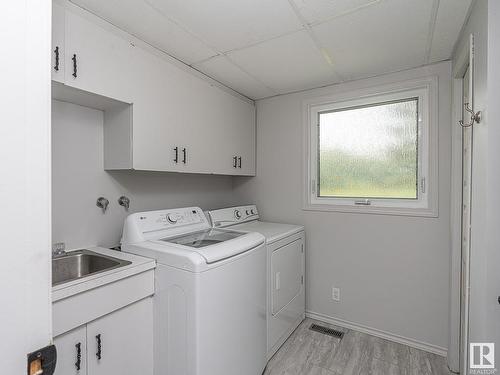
[[309, 324, 344, 339]]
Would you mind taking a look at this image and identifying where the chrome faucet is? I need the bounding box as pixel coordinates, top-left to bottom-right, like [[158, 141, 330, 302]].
[[52, 242, 66, 258]]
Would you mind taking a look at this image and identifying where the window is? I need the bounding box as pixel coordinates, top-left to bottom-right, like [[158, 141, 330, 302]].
[[304, 79, 438, 216], [318, 98, 419, 199]]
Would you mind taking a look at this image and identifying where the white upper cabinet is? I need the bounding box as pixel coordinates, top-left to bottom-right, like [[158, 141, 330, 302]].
[[226, 104, 256, 176], [51, 3, 65, 83], [119, 44, 256, 175], [131, 48, 255, 175], [126, 45, 199, 173], [52, 6, 255, 176], [64, 11, 134, 103]]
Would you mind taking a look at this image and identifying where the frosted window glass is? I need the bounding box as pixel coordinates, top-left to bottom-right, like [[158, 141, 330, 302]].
[[318, 99, 418, 199]]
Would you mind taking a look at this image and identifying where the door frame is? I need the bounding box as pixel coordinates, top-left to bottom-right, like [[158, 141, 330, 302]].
[[449, 34, 474, 373], [0, 1, 53, 373]]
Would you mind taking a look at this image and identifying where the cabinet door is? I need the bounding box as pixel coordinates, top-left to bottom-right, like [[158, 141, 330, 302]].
[[230, 105, 256, 176], [64, 10, 133, 103], [130, 44, 224, 174], [198, 87, 255, 176], [180, 82, 255, 176], [87, 298, 153, 375], [210, 93, 255, 176], [53, 326, 87, 375], [52, 3, 65, 83], [129, 46, 188, 172]]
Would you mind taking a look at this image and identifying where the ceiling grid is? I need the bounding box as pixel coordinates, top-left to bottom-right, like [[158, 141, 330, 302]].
[[70, 0, 474, 99]]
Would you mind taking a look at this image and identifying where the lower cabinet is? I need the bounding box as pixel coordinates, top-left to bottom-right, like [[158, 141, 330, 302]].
[[53, 326, 87, 375], [54, 298, 153, 375]]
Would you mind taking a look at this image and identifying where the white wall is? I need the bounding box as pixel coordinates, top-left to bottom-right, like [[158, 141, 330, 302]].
[[233, 62, 452, 352], [0, 1, 52, 372], [52, 100, 234, 249]]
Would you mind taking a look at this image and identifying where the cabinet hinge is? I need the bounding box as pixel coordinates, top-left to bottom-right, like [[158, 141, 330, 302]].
[[301, 275, 304, 285], [420, 177, 426, 194], [311, 180, 316, 195]]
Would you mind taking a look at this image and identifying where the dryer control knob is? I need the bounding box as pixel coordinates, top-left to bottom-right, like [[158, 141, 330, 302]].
[[234, 210, 242, 219], [167, 213, 178, 224]]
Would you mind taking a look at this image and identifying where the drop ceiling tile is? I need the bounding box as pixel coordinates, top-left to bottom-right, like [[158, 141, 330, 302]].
[[228, 31, 338, 93], [429, 0, 473, 62], [313, 0, 432, 81], [70, 0, 216, 64], [291, 0, 382, 25], [195, 56, 276, 99], [146, 0, 303, 52]]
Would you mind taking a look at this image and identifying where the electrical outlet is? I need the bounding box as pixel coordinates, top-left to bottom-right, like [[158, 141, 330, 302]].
[[332, 287, 340, 302]]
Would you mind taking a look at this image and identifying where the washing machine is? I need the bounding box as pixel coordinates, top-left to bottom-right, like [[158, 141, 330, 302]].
[[208, 205, 305, 359], [121, 207, 267, 375]]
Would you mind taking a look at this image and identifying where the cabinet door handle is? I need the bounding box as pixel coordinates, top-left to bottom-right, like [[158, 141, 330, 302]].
[[174, 147, 179, 163], [233, 156, 237, 168], [95, 334, 102, 360], [238, 156, 242, 168], [75, 342, 81, 370], [72, 54, 77, 78], [182, 148, 187, 164], [54, 46, 60, 72]]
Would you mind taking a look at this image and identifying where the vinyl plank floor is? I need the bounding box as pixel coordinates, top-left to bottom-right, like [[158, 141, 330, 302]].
[[264, 318, 454, 375]]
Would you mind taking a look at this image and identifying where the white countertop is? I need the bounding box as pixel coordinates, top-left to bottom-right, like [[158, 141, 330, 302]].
[[52, 246, 156, 302]]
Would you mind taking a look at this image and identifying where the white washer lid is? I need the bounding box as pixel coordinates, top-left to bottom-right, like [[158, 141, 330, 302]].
[[229, 221, 303, 244], [155, 230, 265, 263], [123, 230, 265, 271]]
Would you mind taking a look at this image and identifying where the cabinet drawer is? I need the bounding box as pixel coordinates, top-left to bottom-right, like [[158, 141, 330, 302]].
[[53, 269, 154, 336]]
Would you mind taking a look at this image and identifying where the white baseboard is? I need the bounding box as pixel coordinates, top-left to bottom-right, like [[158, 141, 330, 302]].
[[305, 310, 447, 357]]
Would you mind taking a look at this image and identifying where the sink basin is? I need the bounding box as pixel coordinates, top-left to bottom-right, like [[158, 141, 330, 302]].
[[52, 249, 132, 286]]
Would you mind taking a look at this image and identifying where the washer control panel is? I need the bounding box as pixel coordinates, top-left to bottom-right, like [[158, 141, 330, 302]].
[[138, 207, 206, 233], [122, 207, 211, 244]]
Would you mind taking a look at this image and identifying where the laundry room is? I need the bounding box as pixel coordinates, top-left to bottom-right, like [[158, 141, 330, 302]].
[[3, 1, 500, 375]]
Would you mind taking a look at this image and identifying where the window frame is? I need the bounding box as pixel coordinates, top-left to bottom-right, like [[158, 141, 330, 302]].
[[303, 77, 438, 217]]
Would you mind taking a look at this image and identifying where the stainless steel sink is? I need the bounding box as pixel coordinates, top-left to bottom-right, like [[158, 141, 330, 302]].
[[52, 249, 131, 286]]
